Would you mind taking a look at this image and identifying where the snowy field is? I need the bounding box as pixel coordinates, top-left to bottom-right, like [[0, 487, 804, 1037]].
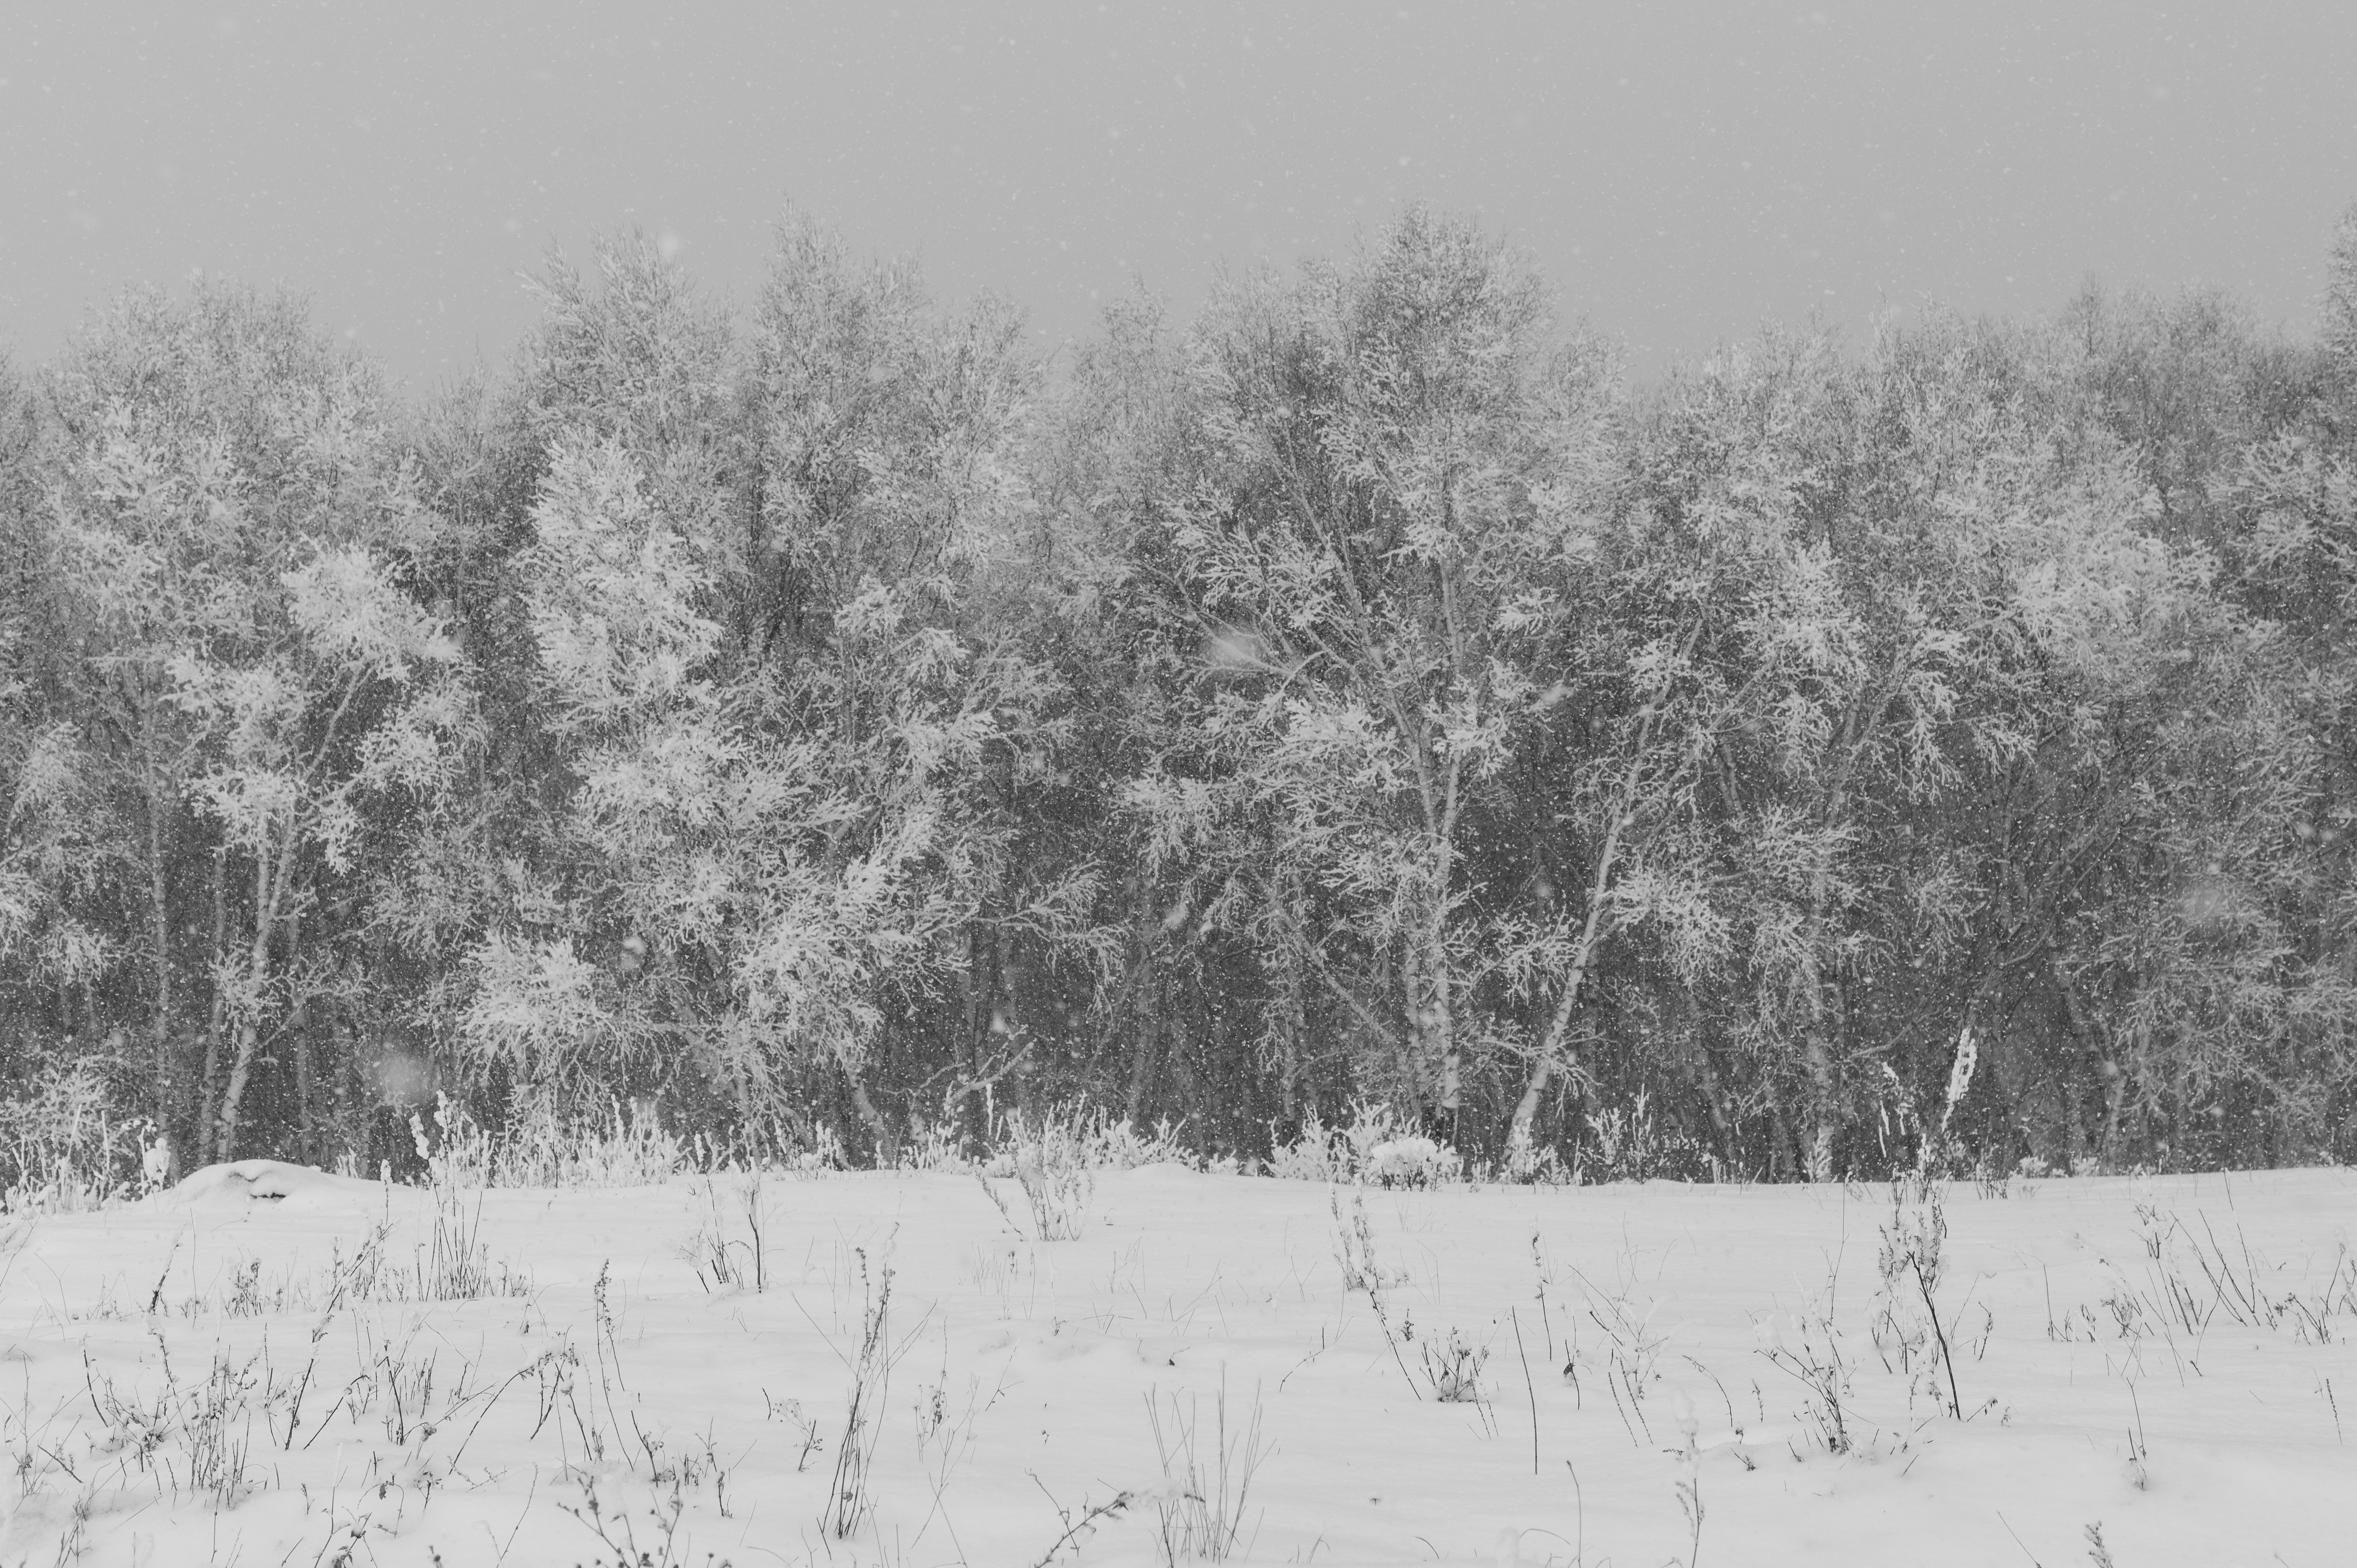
[[2, 1161, 2352, 1567]]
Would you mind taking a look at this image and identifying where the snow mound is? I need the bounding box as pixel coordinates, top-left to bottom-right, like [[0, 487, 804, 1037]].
[[163, 1160, 397, 1212], [1107, 1159, 1201, 1183]]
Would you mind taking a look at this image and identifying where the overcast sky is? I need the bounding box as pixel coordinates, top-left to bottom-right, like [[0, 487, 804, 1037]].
[[5, 1, 2354, 389]]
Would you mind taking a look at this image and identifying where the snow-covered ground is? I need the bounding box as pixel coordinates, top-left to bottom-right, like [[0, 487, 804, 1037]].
[[2, 1161, 2351, 1566]]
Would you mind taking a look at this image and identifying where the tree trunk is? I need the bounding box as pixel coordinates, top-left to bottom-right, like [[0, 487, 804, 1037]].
[[2052, 962, 2104, 1165], [1510, 928, 1601, 1148], [142, 763, 174, 1130], [1799, 1016, 1839, 1183], [198, 850, 228, 1152], [1278, 881, 1306, 1126], [1372, 949, 1426, 1122], [1124, 970, 1163, 1125], [214, 937, 271, 1159], [1427, 755, 1465, 1137], [847, 1067, 896, 1163], [1796, 753, 1862, 1182], [958, 926, 984, 1147], [1766, 1090, 1800, 1182], [1415, 916, 1461, 1137], [1796, 917, 1847, 1180], [1690, 1005, 1739, 1171], [1509, 808, 1631, 1147], [2099, 1064, 2129, 1168], [216, 824, 292, 1160], [1509, 672, 1685, 1148], [289, 912, 312, 1165]]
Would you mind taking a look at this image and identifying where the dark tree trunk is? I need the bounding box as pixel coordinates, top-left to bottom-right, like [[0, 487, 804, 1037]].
[[1124, 970, 1163, 1125], [198, 851, 228, 1155]]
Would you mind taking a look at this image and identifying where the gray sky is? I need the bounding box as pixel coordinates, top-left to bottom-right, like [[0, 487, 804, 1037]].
[[5, 1, 2354, 389]]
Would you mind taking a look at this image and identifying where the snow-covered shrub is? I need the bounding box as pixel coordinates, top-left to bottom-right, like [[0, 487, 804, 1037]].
[[1269, 1103, 1464, 1186], [1872, 1170, 1960, 1415], [1495, 1128, 1571, 1185], [1339, 1103, 1411, 1169], [525, 1098, 690, 1187], [1364, 1135, 1460, 1189], [903, 1106, 1193, 1180], [682, 1169, 769, 1291], [1266, 1109, 1352, 1182], [1330, 1185, 1404, 1292], [410, 1092, 496, 1186], [975, 1113, 1122, 1236], [410, 1093, 690, 1189], [994, 1110, 1096, 1240], [899, 1118, 969, 1172], [407, 1100, 532, 1300], [1080, 1113, 1194, 1170], [783, 1123, 847, 1175], [1574, 1091, 1709, 1183], [0, 1058, 149, 1213], [1758, 1288, 1856, 1455]]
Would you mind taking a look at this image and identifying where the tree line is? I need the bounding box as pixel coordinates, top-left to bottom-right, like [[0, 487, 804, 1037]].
[[4, 204, 2355, 1180]]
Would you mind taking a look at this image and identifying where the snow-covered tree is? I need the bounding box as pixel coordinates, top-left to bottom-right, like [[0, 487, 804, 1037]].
[[437, 226, 1076, 1153], [42, 283, 465, 1157], [1116, 208, 1649, 1138]]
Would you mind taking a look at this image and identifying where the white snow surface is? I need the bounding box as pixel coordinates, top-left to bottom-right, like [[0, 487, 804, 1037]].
[[2, 1164, 2352, 1565]]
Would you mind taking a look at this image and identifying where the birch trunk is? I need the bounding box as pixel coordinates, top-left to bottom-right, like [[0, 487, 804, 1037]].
[[213, 849, 276, 1160], [215, 807, 301, 1159], [1507, 686, 1675, 1147]]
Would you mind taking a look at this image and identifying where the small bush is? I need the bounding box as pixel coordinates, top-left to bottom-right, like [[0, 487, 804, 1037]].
[[993, 1111, 1097, 1241], [968, 1106, 1195, 1177], [0, 1058, 149, 1213], [1266, 1109, 1354, 1182], [1145, 1380, 1271, 1565], [1270, 1104, 1463, 1187], [1758, 1291, 1855, 1455], [1364, 1135, 1459, 1189], [1573, 1091, 1710, 1184], [1418, 1327, 1490, 1403], [410, 1093, 690, 1189], [1873, 1170, 1963, 1416], [404, 1102, 533, 1300]]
